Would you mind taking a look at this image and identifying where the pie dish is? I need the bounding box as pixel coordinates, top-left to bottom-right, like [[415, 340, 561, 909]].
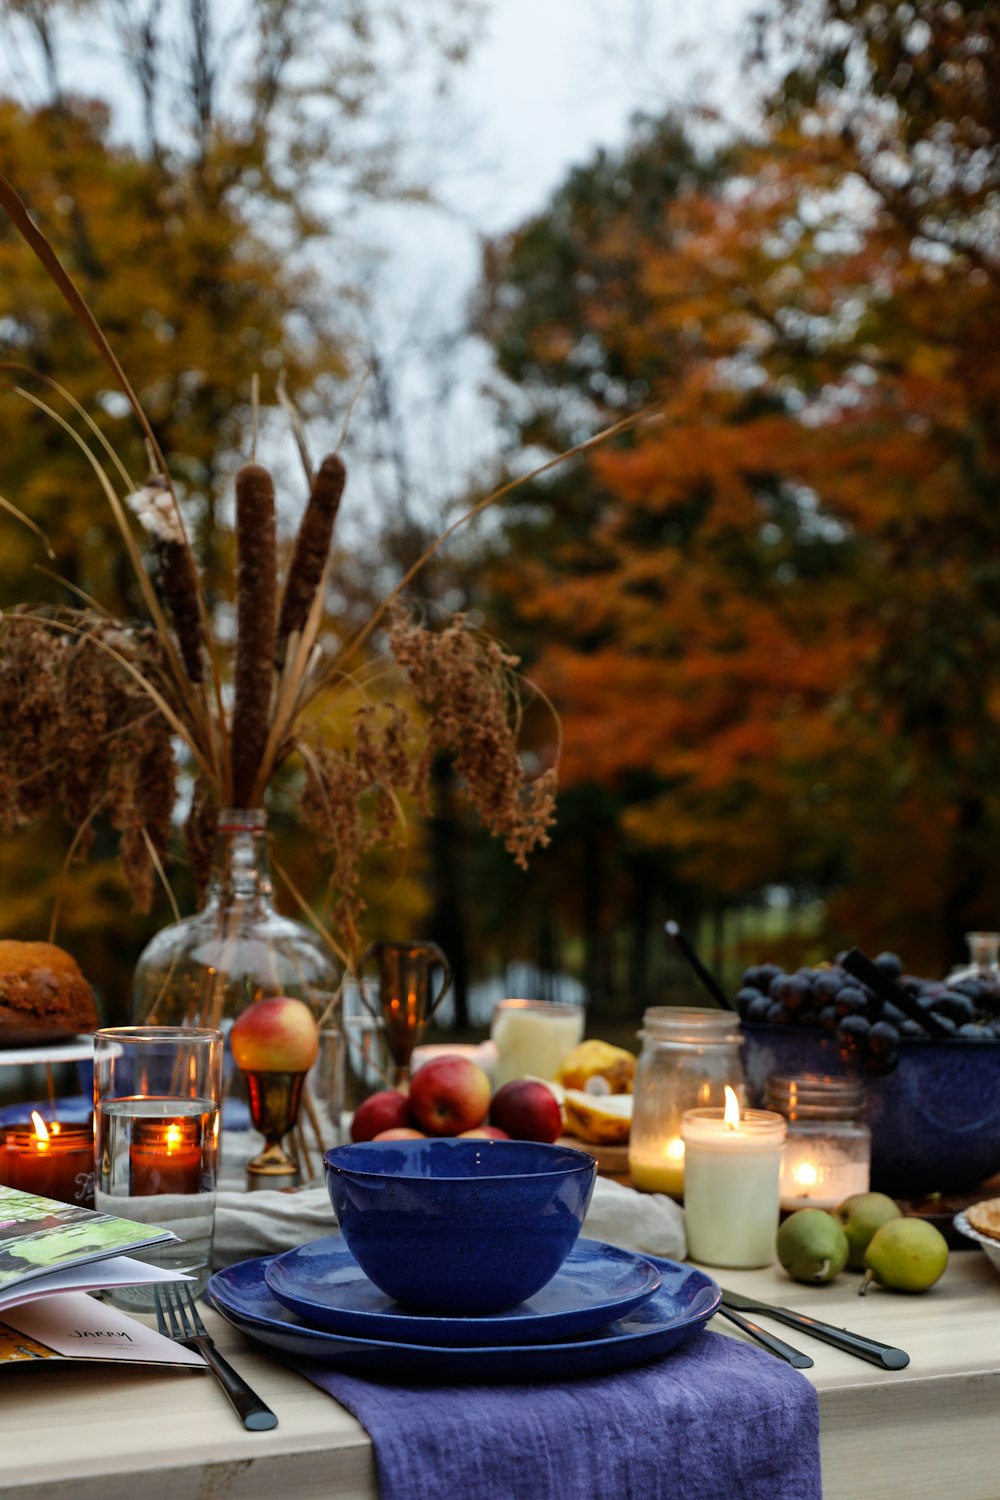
[[954, 1206, 1000, 1277]]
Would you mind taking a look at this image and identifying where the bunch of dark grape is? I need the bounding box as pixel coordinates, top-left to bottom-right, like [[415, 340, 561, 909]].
[[735, 952, 1000, 1076]]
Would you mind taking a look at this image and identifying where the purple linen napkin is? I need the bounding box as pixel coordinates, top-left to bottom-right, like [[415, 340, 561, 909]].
[[288, 1329, 821, 1500]]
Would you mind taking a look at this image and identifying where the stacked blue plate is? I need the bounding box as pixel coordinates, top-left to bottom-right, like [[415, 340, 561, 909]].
[[207, 1235, 721, 1381]]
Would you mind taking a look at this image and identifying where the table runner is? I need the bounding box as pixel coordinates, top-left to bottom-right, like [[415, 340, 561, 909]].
[[289, 1329, 822, 1500]]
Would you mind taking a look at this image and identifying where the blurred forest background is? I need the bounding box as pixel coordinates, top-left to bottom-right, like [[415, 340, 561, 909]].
[[0, 0, 997, 1033]]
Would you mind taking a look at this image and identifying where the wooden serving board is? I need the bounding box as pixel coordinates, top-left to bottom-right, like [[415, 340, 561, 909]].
[[557, 1134, 631, 1180]]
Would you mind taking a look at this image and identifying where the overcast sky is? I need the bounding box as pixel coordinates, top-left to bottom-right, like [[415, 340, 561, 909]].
[[456, 0, 757, 230], [343, 0, 760, 516]]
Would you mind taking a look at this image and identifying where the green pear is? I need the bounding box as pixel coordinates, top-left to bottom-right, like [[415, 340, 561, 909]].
[[860, 1218, 949, 1294], [832, 1191, 903, 1270], [776, 1208, 850, 1284]]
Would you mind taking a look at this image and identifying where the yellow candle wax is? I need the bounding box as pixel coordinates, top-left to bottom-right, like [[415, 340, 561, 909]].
[[628, 1134, 685, 1198]]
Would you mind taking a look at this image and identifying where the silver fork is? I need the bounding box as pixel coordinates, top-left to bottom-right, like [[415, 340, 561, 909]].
[[153, 1282, 279, 1431]]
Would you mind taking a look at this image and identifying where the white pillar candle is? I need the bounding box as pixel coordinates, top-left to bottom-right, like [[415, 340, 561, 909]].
[[682, 1089, 786, 1268], [490, 1000, 585, 1088]]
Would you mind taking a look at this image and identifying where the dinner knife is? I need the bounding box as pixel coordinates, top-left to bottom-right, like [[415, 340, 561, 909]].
[[716, 1306, 814, 1368], [720, 1289, 910, 1369]]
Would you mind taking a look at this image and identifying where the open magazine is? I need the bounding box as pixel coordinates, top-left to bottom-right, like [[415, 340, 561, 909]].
[[0, 1184, 178, 1303], [0, 1185, 204, 1369]]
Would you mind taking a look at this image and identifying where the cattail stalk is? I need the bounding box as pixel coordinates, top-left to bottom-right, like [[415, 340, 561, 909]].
[[231, 463, 277, 808], [275, 452, 346, 668], [127, 477, 205, 683]]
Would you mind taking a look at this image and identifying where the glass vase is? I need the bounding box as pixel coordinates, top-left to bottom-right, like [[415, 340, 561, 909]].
[[131, 808, 339, 1048]]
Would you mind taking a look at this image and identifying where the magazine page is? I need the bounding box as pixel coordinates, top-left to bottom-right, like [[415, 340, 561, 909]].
[[0, 1186, 176, 1299], [0, 1292, 205, 1368], [0, 1255, 192, 1313]]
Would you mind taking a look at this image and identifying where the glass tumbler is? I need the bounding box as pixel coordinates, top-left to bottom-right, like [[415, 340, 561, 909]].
[[94, 1026, 222, 1307], [490, 999, 585, 1089]]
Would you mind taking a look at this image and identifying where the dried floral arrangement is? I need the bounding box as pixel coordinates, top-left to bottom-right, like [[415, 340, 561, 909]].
[[0, 170, 633, 960]]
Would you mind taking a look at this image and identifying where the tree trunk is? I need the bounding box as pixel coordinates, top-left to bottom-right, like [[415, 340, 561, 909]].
[[427, 756, 469, 1032], [942, 793, 987, 971]]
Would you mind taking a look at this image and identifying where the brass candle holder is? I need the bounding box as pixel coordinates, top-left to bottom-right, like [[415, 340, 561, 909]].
[[242, 1070, 307, 1191]]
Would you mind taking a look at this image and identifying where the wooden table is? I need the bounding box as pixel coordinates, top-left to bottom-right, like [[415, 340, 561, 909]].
[[1, 1252, 998, 1500]]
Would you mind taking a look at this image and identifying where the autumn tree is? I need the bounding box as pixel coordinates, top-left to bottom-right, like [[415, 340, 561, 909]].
[[477, 0, 1000, 978], [0, 0, 480, 1013]]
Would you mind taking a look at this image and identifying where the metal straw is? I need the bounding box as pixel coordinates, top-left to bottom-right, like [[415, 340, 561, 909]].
[[664, 921, 735, 1010]]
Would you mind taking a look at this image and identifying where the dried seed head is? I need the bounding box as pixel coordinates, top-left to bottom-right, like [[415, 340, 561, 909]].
[[276, 452, 346, 668], [231, 462, 277, 807], [126, 476, 185, 546]]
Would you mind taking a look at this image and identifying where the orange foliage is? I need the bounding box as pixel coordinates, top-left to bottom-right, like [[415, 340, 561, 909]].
[[484, 56, 1000, 969]]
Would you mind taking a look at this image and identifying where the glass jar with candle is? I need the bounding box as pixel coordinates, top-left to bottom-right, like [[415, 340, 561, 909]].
[[628, 1008, 745, 1199], [94, 1025, 223, 1307], [764, 1074, 870, 1212]]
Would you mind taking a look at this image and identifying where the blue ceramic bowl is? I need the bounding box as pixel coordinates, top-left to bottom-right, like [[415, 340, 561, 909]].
[[324, 1138, 597, 1315], [741, 1022, 1000, 1198]]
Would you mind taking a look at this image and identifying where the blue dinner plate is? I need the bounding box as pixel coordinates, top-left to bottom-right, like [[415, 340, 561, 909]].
[[263, 1235, 662, 1346], [207, 1252, 721, 1383]]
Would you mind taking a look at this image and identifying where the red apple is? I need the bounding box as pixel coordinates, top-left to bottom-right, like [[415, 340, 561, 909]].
[[230, 996, 319, 1073], [458, 1126, 510, 1140], [407, 1056, 491, 1136], [489, 1080, 563, 1144], [373, 1127, 427, 1141], [351, 1090, 412, 1143]]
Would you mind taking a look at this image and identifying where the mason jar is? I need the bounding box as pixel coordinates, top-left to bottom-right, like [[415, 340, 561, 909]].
[[764, 1073, 871, 1211], [628, 1007, 745, 1199]]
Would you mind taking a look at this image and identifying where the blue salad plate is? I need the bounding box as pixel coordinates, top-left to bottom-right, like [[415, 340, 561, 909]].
[[207, 1250, 721, 1383], [263, 1235, 662, 1347]]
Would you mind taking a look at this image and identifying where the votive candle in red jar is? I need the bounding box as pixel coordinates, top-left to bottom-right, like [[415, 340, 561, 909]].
[[0, 1112, 94, 1206], [129, 1114, 202, 1196]]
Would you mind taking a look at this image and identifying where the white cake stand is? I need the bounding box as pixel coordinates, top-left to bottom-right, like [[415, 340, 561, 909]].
[[0, 1036, 95, 1068]]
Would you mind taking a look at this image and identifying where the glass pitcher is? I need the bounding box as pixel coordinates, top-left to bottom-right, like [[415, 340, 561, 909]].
[[357, 940, 452, 1087]]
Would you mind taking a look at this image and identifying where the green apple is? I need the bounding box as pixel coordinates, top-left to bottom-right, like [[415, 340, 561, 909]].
[[832, 1192, 903, 1270]]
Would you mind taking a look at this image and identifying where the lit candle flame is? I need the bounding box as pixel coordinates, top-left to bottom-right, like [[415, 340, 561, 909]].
[[793, 1161, 819, 1188], [723, 1086, 741, 1130], [29, 1111, 51, 1152], [665, 1136, 685, 1162], [165, 1124, 182, 1154]]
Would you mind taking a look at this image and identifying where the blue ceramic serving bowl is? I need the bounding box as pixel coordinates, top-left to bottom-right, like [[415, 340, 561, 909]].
[[324, 1138, 597, 1315], [741, 1022, 1000, 1198]]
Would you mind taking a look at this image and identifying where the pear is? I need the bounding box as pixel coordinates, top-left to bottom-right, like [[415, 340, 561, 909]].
[[832, 1191, 903, 1270], [776, 1208, 850, 1284], [860, 1217, 949, 1294]]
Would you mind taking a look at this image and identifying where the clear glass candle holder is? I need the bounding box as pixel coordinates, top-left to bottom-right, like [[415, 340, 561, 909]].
[[764, 1074, 871, 1211], [93, 1026, 222, 1307], [628, 1008, 745, 1199]]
